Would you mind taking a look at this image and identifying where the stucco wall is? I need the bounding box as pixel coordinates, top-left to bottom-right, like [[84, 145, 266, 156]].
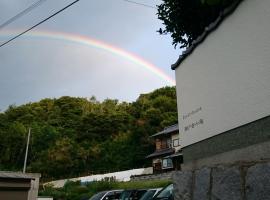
[[175, 0, 270, 147]]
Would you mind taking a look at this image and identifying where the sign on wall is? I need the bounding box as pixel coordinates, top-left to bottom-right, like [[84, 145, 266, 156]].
[[175, 0, 270, 147]]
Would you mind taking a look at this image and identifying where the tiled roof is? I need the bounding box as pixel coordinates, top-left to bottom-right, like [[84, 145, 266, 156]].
[[164, 151, 183, 159], [146, 148, 175, 159], [150, 124, 179, 138], [171, 0, 242, 70]]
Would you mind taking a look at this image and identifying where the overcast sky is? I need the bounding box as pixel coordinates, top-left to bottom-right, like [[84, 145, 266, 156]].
[[0, 0, 180, 111]]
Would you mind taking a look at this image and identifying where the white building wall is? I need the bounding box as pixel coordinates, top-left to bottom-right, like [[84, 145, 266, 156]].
[[175, 0, 270, 147], [45, 167, 153, 188]]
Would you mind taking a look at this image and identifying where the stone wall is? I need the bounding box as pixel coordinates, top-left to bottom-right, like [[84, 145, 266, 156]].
[[173, 161, 270, 200], [130, 171, 173, 181]]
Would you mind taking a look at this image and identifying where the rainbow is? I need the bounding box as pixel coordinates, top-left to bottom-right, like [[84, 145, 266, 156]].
[[0, 30, 175, 85]]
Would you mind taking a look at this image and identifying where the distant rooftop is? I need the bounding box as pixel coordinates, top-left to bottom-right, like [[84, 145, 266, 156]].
[[0, 171, 41, 179], [150, 124, 179, 138]]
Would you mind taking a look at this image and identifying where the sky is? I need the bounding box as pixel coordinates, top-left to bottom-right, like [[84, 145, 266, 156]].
[[0, 0, 180, 111]]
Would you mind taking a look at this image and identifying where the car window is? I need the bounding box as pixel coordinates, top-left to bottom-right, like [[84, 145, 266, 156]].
[[105, 191, 123, 200], [90, 191, 107, 200], [133, 190, 147, 200], [155, 184, 173, 200], [120, 190, 132, 200], [139, 190, 156, 200]]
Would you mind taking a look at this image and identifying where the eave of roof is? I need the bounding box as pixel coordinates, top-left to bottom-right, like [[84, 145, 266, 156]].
[[150, 124, 179, 138], [171, 0, 243, 70], [164, 151, 183, 159], [146, 148, 175, 159]]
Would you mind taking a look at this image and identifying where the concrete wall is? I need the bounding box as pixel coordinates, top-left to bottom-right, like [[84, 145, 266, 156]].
[[131, 171, 173, 182], [182, 116, 270, 167], [28, 175, 40, 200], [173, 161, 270, 200], [174, 0, 270, 164], [175, 0, 270, 148], [172, 1, 270, 197], [0, 172, 40, 200]]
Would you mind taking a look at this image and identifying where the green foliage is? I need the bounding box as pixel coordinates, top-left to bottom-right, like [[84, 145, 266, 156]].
[[40, 179, 172, 200], [157, 0, 239, 48], [0, 86, 177, 179]]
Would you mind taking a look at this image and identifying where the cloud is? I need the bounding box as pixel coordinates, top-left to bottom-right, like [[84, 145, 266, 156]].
[[0, 37, 171, 111], [0, 0, 178, 111]]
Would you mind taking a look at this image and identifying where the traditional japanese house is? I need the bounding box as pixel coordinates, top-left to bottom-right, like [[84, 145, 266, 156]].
[[146, 124, 183, 173]]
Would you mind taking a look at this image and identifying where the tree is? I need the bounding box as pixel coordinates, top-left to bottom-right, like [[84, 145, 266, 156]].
[[157, 0, 240, 48], [0, 86, 178, 179]]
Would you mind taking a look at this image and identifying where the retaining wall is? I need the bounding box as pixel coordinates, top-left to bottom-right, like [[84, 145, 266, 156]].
[[131, 171, 173, 181], [173, 161, 270, 200]]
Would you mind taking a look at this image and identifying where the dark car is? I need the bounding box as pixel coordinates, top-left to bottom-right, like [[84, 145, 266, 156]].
[[119, 189, 147, 200], [139, 188, 162, 200], [153, 184, 173, 200], [89, 190, 123, 200]]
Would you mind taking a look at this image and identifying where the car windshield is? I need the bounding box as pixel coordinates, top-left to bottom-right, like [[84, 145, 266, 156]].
[[139, 190, 156, 200], [90, 191, 107, 200], [135, 190, 147, 200], [155, 184, 173, 200], [120, 190, 147, 200], [105, 191, 123, 200], [120, 190, 132, 200]]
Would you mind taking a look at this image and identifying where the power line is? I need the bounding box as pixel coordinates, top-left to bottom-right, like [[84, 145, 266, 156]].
[[0, 0, 80, 48], [122, 0, 156, 9], [0, 0, 48, 29]]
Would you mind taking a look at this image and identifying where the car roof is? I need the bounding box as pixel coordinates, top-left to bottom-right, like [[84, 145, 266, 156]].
[[147, 188, 162, 191]]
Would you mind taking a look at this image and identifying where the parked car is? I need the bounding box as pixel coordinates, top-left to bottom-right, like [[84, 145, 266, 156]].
[[119, 189, 148, 200], [139, 188, 162, 200], [89, 190, 123, 200], [153, 184, 173, 200]]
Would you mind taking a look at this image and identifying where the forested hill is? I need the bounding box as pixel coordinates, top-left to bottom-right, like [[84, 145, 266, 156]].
[[0, 86, 177, 180]]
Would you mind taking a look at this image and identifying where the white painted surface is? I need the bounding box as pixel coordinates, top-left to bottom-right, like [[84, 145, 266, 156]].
[[171, 133, 181, 152], [45, 167, 153, 188], [175, 0, 270, 147], [37, 198, 53, 200]]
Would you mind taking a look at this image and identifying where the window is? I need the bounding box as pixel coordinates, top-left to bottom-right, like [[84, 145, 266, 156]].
[[167, 138, 172, 148], [173, 139, 179, 147], [161, 139, 167, 149], [155, 184, 173, 200], [162, 158, 173, 169], [156, 139, 161, 150], [159, 138, 172, 149]]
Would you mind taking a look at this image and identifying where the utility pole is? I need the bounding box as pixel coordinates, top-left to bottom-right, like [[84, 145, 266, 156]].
[[23, 128, 31, 173]]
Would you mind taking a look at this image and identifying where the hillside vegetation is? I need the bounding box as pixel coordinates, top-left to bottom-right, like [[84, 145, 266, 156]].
[[0, 86, 177, 179]]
